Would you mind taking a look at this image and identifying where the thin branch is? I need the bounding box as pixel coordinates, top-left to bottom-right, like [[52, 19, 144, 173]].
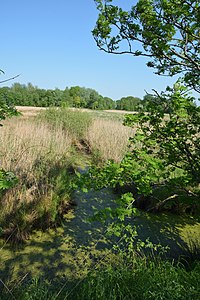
[[0, 74, 21, 84], [147, 194, 179, 212], [0, 279, 16, 300], [170, 47, 200, 70], [96, 38, 154, 57]]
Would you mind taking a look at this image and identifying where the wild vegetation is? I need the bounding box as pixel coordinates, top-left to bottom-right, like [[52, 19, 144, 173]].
[[0, 108, 132, 243], [0, 116, 73, 242], [0, 106, 199, 299], [80, 84, 200, 213], [0, 0, 200, 299], [89, 0, 200, 214], [1, 256, 200, 299]]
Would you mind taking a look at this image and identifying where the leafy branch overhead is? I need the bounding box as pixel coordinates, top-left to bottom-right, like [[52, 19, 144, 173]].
[[93, 0, 200, 92]]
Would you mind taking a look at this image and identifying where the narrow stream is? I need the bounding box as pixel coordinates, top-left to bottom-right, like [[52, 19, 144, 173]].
[[0, 187, 199, 284]]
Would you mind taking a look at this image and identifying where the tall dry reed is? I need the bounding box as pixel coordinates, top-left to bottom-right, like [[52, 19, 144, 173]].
[[0, 117, 73, 241], [0, 112, 134, 241], [0, 117, 72, 173], [86, 118, 133, 162]]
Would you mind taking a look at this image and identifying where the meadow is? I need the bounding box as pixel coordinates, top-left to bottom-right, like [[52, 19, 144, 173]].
[[0, 107, 200, 299]]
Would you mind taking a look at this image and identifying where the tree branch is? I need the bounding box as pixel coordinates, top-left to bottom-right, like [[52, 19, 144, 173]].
[[0, 74, 21, 84]]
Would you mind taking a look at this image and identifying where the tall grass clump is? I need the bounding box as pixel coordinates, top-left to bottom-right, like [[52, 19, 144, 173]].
[[38, 107, 93, 141], [0, 117, 75, 242], [86, 118, 133, 162]]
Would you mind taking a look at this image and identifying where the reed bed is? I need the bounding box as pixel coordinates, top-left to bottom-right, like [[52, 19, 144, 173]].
[[86, 118, 133, 162], [0, 117, 73, 241], [0, 109, 134, 241], [0, 118, 72, 172]]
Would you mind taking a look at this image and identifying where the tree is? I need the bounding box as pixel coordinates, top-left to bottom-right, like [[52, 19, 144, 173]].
[[93, 0, 200, 92], [142, 93, 173, 113], [116, 96, 141, 111], [78, 0, 200, 229], [103, 96, 116, 109], [0, 100, 18, 126]]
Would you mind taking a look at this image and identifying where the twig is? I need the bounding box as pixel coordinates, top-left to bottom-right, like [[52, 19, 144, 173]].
[[0, 74, 21, 84], [147, 194, 179, 212], [10, 273, 29, 292], [0, 279, 16, 300], [0, 228, 17, 251]]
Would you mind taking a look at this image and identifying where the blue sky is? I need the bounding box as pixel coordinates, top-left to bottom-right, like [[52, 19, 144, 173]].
[[1, 0, 183, 100]]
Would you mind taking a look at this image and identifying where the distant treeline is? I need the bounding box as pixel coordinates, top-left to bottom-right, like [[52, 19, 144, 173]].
[[0, 83, 151, 111]]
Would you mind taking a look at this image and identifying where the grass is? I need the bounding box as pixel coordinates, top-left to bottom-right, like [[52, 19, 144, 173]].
[[1, 256, 200, 299], [1, 107, 199, 299], [37, 107, 93, 141], [0, 108, 133, 241], [72, 260, 200, 300], [0, 116, 75, 242], [86, 118, 133, 162], [0, 117, 72, 171], [37, 107, 133, 163]]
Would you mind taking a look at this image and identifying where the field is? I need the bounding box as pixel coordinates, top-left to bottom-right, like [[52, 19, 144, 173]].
[[0, 107, 200, 299]]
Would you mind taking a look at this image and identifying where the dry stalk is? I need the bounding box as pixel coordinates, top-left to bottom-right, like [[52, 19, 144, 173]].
[[86, 118, 134, 162]]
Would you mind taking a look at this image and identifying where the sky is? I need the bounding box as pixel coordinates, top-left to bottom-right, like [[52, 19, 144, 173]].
[[0, 0, 191, 101]]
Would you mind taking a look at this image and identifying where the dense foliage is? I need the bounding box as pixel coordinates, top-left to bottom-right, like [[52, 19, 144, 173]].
[[0, 83, 143, 111], [75, 0, 200, 253], [116, 96, 141, 111], [81, 83, 200, 210], [0, 94, 18, 126], [90, 0, 200, 209]]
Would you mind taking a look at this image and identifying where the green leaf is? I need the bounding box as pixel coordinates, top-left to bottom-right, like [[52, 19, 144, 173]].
[[0, 169, 18, 190]]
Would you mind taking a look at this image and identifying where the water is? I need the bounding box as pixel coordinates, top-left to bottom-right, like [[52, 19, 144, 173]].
[[0, 187, 199, 284]]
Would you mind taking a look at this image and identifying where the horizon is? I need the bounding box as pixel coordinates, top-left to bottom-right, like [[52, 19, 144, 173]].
[[1, 0, 199, 102]]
